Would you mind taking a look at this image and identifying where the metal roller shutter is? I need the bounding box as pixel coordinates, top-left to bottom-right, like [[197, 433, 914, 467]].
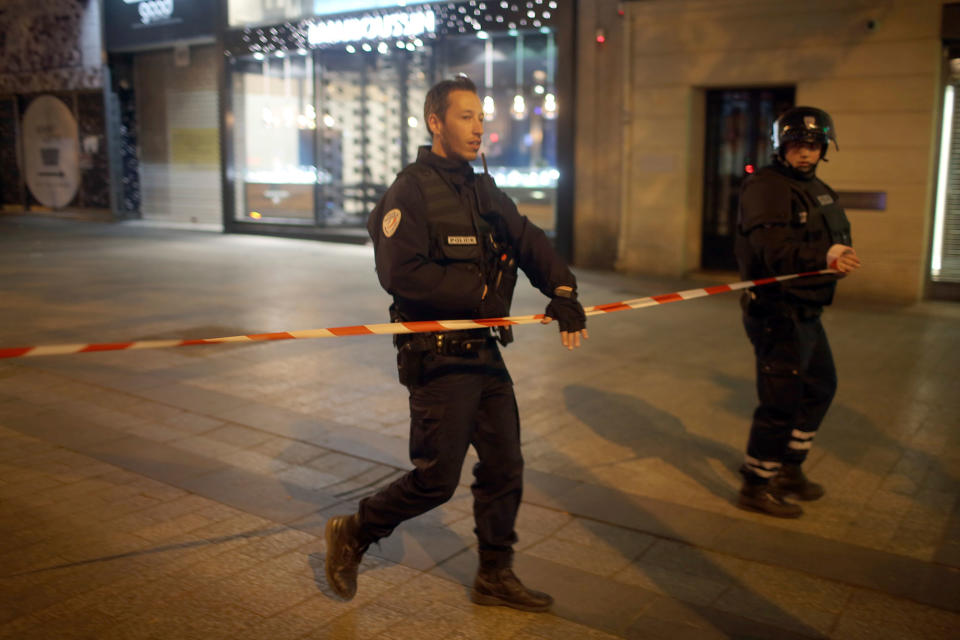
[[135, 45, 221, 227]]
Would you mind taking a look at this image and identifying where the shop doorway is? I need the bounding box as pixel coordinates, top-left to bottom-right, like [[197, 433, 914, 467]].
[[701, 87, 794, 270]]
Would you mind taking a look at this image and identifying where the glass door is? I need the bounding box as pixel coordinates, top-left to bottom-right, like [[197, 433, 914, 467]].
[[701, 87, 794, 270]]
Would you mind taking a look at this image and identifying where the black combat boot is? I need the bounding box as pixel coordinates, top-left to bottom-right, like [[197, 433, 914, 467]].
[[324, 514, 370, 600], [772, 464, 825, 501], [471, 550, 553, 612], [737, 482, 803, 518]]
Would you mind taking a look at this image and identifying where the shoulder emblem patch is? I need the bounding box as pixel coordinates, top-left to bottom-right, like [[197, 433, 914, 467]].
[[817, 194, 834, 205], [382, 208, 401, 238]]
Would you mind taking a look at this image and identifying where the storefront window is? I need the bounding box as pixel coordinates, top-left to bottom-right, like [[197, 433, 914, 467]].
[[439, 30, 559, 231], [231, 44, 431, 226], [232, 51, 316, 224], [314, 46, 430, 225], [226, 3, 562, 233]]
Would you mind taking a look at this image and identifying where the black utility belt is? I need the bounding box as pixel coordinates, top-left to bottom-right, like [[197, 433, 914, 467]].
[[398, 329, 497, 357], [742, 292, 823, 320]]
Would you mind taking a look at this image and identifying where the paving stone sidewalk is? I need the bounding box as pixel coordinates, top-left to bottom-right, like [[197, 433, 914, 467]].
[[1, 216, 958, 639]]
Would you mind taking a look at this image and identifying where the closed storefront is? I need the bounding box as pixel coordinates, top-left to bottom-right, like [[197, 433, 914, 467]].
[[104, 0, 222, 227], [134, 46, 222, 226]]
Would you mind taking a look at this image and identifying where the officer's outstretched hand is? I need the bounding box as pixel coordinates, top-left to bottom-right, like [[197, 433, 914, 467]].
[[827, 244, 862, 275], [542, 292, 588, 351]]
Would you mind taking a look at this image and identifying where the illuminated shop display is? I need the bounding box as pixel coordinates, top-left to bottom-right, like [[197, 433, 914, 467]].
[[225, 0, 562, 231]]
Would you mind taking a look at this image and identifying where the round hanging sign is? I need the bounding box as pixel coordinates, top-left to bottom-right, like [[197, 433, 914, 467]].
[[22, 95, 80, 209]]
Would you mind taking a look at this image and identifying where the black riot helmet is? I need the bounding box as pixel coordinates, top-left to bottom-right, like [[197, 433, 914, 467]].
[[772, 106, 838, 160]]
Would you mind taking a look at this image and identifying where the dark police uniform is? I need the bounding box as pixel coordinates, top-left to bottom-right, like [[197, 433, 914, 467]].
[[735, 160, 852, 485], [360, 146, 578, 567]]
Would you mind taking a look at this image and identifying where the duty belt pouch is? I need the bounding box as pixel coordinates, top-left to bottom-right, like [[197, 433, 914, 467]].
[[397, 340, 426, 387]]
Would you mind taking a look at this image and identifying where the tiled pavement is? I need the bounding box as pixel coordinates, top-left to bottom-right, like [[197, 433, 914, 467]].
[[0, 215, 958, 639]]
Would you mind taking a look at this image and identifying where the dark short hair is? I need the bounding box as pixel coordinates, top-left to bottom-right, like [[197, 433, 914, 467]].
[[424, 75, 478, 133]]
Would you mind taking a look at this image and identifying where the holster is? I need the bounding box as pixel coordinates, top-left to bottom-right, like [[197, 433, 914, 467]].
[[397, 338, 427, 387]]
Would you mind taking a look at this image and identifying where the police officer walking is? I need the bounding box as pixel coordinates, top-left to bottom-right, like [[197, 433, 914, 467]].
[[735, 106, 861, 518], [324, 76, 588, 610]]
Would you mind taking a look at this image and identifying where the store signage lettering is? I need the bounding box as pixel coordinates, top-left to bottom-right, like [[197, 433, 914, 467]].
[[106, 0, 213, 51], [307, 10, 436, 45], [123, 0, 175, 26]]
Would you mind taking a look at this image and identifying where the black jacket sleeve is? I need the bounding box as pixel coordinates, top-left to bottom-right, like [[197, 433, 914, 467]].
[[490, 185, 576, 297], [367, 174, 485, 314], [739, 176, 827, 275]]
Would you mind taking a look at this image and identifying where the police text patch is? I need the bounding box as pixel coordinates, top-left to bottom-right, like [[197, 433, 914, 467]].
[[382, 208, 401, 238], [817, 194, 834, 205], [446, 235, 477, 245]]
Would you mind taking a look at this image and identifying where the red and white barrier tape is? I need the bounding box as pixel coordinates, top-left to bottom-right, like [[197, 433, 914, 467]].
[[0, 270, 836, 360]]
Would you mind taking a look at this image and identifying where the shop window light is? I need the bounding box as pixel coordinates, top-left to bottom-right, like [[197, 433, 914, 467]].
[[511, 94, 526, 119], [511, 33, 526, 119], [543, 93, 557, 119], [483, 96, 496, 119], [482, 37, 495, 120]]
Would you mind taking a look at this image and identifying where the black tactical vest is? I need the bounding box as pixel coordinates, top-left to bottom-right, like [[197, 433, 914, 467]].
[[737, 166, 852, 308], [397, 163, 518, 342], [401, 163, 494, 267]]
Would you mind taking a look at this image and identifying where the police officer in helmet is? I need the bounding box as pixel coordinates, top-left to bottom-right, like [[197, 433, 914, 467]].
[[325, 76, 587, 610], [734, 106, 861, 518]]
